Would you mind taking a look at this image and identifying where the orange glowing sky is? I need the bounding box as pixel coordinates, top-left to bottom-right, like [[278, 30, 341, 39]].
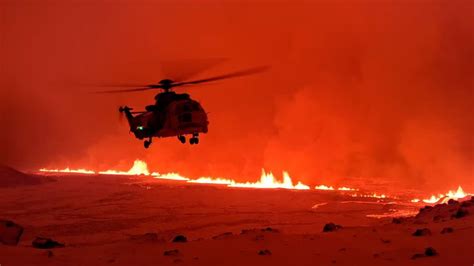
[[1, 0, 473, 192]]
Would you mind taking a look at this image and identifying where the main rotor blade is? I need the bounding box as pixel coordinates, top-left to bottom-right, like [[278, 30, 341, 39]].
[[96, 83, 148, 87], [172, 65, 270, 87], [93, 87, 156, 93], [159, 57, 228, 82]]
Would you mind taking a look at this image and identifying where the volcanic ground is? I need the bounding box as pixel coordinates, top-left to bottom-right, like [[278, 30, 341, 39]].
[[1, 172, 473, 266]]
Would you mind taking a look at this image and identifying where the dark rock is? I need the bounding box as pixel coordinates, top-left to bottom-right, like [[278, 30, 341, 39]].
[[163, 249, 180, 256], [323, 223, 342, 232], [452, 208, 469, 219], [424, 247, 438, 257], [46, 250, 54, 258], [411, 253, 425, 260], [258, 249, 272, 256], [261, 227, 279, 233], [172, 235, 187, 243], [32, 237, 65, 249], [416, 206, 434, 218], [380, 239, 391, 244], [447, 199, 458, 205], [412, 228, 431, 237], [440, 227, 454, 234], [130, 232, 160, 241], [0, 220, 24, 245], [460, 201, 472, 208], [241, 229, 257, 235], [392, 218, 403, 224], [432, 215, 443, 222], [421, 206, 433, 212], [212, 232, 233, 240], [412, 247, 438, 259]]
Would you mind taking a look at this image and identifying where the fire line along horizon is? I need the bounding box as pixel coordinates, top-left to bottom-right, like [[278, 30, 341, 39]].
[[95, 66, 269, 148]]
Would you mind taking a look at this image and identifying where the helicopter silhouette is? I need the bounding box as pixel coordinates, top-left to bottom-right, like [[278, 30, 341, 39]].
[[97, 66, 268, 148]]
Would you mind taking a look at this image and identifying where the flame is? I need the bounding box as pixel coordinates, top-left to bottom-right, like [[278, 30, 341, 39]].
[[228, 170, 310, 190], [38, 160, 472, 202], [188, 177, 234, 185], [337, 187, 357, 191], [39, 167, 95, 174], [446, 186, 468, 199], [315, 185, 357, 191], [38, 161, 309, 190], [151, 172, 190, 181], [351, 193, 387, 199], [188, 170, 310, 190], [418, 186, 471, 204], [315, 185, 334, 190], [98, 160, 150, 175]]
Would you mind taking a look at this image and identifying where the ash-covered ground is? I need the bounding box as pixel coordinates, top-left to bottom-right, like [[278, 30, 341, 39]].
[[1, 172, 473, 265]]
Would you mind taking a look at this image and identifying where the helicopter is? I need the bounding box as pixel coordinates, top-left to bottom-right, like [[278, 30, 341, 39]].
[[97, 66, 268, 148]]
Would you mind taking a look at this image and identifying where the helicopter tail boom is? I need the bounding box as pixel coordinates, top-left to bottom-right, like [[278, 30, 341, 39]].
[[119, 106, 135, 129]]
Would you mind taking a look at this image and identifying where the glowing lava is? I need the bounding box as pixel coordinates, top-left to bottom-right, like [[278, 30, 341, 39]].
[[314, 185, 357, 191], [351, 192, 388, 199], [152, 172, 190, 181], [187, 170, 310, 190], [418, 186, 471, 204], [38, 160, 310, 190], [315, 185, 334, 190], [229, 170, 310, 190], [38, 160, 472, 200], [39, 167, 95, 174], [99, 160, 150, 175]]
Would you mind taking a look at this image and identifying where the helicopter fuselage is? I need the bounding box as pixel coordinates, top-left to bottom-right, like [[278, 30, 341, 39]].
[[120, 92, 208, 148]]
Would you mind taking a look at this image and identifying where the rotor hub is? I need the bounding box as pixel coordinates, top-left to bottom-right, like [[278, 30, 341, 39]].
[[158, 79, 174, 90]]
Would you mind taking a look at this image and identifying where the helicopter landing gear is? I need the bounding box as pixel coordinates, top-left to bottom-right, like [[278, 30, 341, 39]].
[[144, 137, 152, 149], [178, 135, 186, 144], [189, 133, 199, 145]]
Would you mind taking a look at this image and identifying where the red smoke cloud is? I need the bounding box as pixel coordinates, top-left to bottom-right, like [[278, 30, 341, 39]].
[[1, 0, 472, 192]]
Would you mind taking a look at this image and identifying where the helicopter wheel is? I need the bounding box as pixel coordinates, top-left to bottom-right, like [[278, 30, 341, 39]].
[[178, 135, 186, 144], [190, 137, 199, 145], [144, 138, 152, 149]]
